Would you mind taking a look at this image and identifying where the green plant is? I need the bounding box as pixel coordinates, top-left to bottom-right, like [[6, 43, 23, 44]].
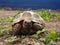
[[0, 16, 15, 23], [40, 30, 60, 45], [6, 36, 17, 43], [33, 29, 48, 39], [0, 26, 12, 35], [33, 9, 60, 22]]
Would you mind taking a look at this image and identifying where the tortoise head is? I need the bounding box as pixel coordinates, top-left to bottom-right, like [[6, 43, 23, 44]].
[[23, 20, 32, 29]]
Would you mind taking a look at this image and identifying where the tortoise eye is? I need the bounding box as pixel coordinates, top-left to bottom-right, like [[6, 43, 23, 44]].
[[37, 23, 40, 24], [41, 24, 43, 25], [24, 21, 27, 24]]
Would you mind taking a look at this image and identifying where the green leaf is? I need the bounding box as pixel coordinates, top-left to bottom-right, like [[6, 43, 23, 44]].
[[47, 40, 58, 45]]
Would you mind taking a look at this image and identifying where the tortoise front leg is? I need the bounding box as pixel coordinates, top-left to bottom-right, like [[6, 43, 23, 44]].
[[12, 23, 21, 36], [33, 22, 45, 30]]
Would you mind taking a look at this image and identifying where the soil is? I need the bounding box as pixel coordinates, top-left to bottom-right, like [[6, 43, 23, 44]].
[[0, 10, 18, 17], [0, 10, 60, 45], [45, 22, 60, 32]]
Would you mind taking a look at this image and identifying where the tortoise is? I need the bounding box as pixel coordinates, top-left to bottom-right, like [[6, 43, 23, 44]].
[[12, 11, 45, 35]]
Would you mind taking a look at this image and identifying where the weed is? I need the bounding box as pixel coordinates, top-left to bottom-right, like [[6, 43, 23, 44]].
[[33, 9, 60, 22]]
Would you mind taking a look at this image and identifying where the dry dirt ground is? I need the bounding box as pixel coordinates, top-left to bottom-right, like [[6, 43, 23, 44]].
[[0, 10, 60, 45], [0, 10, 18, 17]]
